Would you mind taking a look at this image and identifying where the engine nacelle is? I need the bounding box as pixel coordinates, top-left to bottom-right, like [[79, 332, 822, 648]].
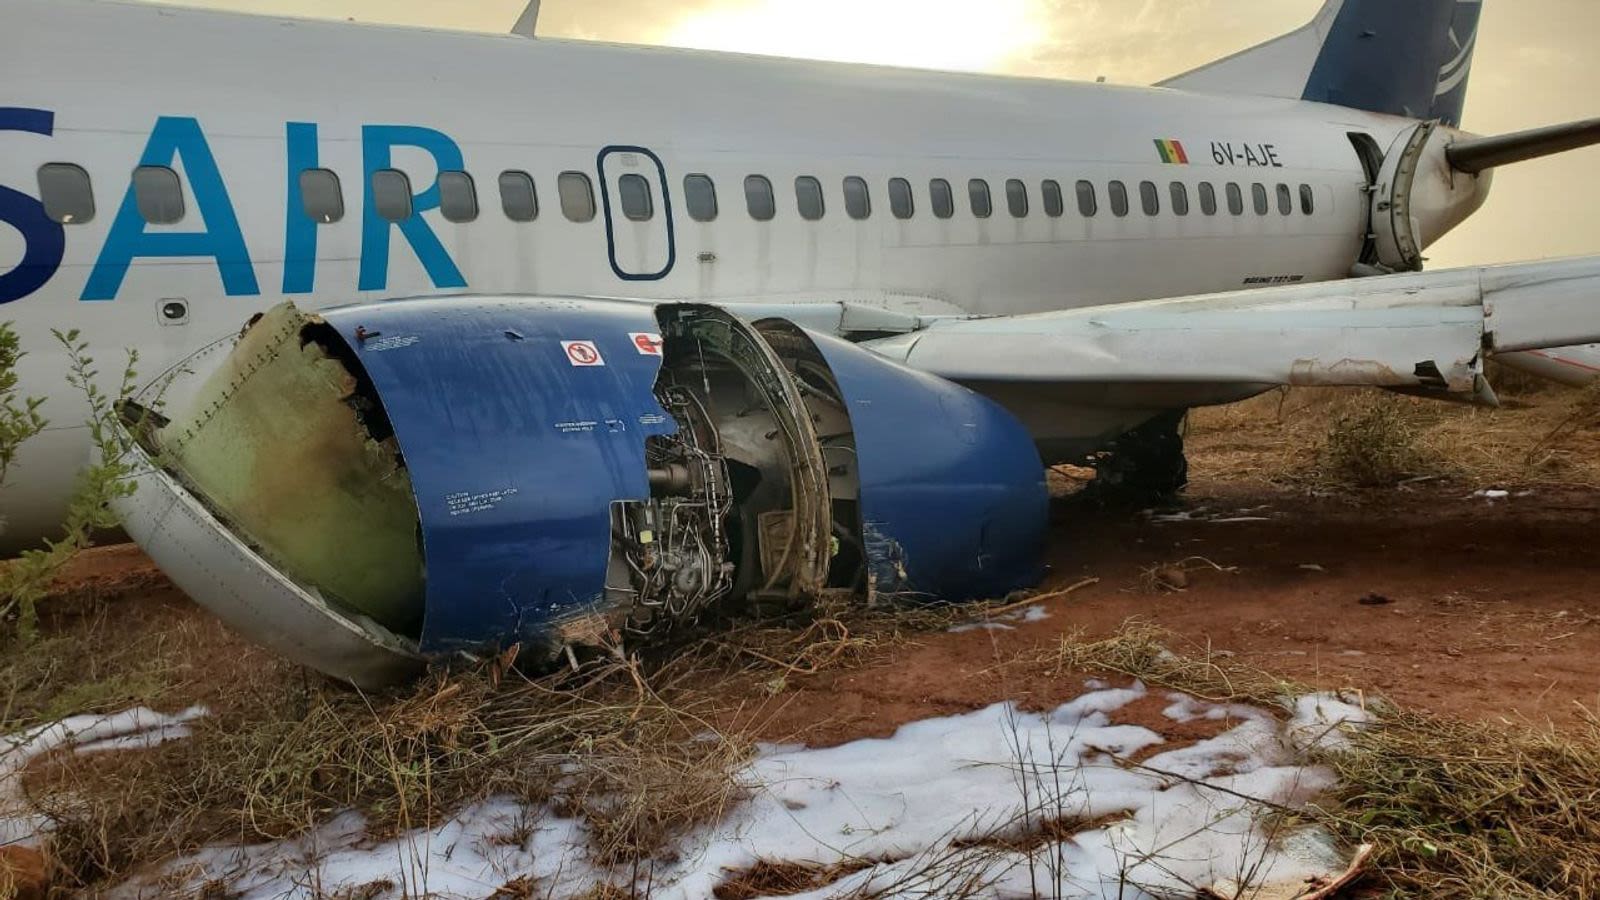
[[115, 298, 1047, 687]]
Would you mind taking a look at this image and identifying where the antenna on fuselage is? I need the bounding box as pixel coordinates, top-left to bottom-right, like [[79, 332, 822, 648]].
[[511, 0, 540, 37]]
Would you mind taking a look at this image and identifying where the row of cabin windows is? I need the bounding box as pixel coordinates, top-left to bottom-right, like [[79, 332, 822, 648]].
[[33, 163, 1320, 228], [31, 163, 613, 227], [739, 176, 1316, 221]]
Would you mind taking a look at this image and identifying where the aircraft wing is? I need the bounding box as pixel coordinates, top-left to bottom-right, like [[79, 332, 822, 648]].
[[864, 257, 1600, 401]]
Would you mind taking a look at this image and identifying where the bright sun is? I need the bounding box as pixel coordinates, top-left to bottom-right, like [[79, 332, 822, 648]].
[[661, 0, 1048, 73]]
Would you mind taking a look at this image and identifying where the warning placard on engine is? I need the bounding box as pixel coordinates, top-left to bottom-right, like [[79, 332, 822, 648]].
[[562, 340, 605, 367]]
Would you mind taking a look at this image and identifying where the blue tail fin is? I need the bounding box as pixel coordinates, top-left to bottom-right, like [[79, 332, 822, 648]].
[[1161, 0, 1483, 127]]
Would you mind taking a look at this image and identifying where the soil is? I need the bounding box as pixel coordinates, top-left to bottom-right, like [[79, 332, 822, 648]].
[[29, 472, 1599, 747]]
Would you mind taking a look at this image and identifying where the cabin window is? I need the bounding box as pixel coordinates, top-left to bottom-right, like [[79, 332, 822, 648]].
[[1300, 183, 1316, 215], [969, 179, 992, 218], [796, 176, 825, 221], [296, 169, 344, 224], [559, 171, 597, 222], [1042, 180, 1064, 218], [1199, 182, 1218, 216], [1252, 183, 1270, 216], [499, 170, 539, 221], [930, 178, 955, 219], [1276, 183, 1293, 216], [1075, 180, 1098, 217], [745, 175, 776, 221], [438, 171, 479, 223], [844, 176, 872, 220], [889, 177, 914, 219], [1005, 179, 1028, 218], [1169, 182, 1190, 216], [1139, 181, 1160, 216], [1108, 180, 1129, 217], [370, 169, 412, 222], [133, 165, 185, 224], [618, 173, 654, 222], [684, 174, 717, 222], [37, 163, 94, 224], [1226, 182, 1244, 216]]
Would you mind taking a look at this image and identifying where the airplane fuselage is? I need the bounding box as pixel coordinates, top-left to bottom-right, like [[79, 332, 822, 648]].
[[0, 0, 1509, 544]]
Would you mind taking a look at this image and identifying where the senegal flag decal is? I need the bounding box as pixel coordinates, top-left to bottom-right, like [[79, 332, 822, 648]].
[[1154, 139, 1190, 165]]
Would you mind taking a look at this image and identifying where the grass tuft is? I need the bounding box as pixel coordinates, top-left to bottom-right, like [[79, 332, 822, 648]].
[[1314, 393, 1443, 488]]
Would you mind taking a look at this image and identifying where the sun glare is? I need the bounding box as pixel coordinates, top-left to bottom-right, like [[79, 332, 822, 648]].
[[661, 0, 1048, 73]]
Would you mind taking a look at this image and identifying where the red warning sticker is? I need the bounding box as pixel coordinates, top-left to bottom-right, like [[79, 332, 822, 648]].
[[629, 332, 664, 356], [562, 340, 605, 367]]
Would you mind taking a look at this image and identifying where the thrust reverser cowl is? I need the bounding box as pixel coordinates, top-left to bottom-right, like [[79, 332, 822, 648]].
[[114, 298, 1047, 687]]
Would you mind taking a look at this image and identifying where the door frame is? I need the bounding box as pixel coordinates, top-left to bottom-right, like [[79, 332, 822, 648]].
[[596, 145, 676, 282]]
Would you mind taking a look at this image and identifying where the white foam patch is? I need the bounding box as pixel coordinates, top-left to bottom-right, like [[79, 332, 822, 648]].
[[2, 706, 208, 847], [948, 621, 1015, 633], [150, 802, 601, 900], [948, 602, 1052, 633], [1288, 693, 1375, 752], [128, 687, 1355, 899]]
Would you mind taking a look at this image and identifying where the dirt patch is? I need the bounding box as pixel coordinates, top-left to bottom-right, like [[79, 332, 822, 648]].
[[0, 845, 48, 900], [1043, 478, 1600, 729]]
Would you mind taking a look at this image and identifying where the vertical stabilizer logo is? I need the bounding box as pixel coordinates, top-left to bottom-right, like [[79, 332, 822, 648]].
[[1435, 26, 1477, 98]]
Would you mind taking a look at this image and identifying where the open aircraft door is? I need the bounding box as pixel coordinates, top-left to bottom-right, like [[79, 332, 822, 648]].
[[1370, 121, 1437, 273], [597, 145, 676, 281]]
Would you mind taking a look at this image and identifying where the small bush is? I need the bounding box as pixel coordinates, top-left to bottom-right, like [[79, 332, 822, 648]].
[[1315, 393, 1441, 488], [0, 329, 139, 641], [0, 321, 48, 518]]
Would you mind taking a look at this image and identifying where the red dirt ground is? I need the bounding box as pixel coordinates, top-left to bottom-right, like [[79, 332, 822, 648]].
[[752, 480, 1600, 744], [34, 472, 1598, 748]]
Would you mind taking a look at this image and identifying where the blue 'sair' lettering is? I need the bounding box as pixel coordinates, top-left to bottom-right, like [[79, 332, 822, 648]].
[[82, 116, 259, 301], [0, 108, 64, 305], [283, 122, 320, 294], [359, 125, 467, 292]]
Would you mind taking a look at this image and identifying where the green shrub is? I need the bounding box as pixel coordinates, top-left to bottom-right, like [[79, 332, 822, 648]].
[[0, 328, 139, 640]]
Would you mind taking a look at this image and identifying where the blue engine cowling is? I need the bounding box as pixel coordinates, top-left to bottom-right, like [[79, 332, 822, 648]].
[[118, 296, 1047, 684]]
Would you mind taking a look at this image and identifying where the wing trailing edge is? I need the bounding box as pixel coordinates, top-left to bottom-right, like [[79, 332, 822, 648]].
[[866, 256, 1600, 402]]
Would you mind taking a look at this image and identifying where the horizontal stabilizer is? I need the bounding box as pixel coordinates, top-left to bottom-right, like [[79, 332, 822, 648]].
[[1447, 117, 1600, 173], [866, 257, 1600, 399]]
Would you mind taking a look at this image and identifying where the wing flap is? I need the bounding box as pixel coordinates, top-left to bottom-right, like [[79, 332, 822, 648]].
[[1482, 258, 1600, 354]]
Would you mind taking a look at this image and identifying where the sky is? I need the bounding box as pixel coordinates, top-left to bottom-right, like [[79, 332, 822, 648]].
[[157, 0, 1600, 269]]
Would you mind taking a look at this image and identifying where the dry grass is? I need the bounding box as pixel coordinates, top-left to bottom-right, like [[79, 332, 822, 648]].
[[1046, 621, 1600, 898], [16, 649, 755, 893], [1, 584, 991, 896], [1189, 382, 1600, 491]]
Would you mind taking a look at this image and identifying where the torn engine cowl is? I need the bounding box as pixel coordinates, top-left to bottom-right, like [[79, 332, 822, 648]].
[[114, 298, 1047, 687]]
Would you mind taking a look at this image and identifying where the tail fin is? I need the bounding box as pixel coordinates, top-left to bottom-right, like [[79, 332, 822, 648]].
[[1160, 0, 1484, 127]]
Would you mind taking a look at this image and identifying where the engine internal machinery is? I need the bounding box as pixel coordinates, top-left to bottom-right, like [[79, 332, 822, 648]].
[[604, 308, 865, 638]]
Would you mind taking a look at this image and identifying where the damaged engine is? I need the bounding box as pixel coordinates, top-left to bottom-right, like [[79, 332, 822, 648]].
[[116, 298, 1047, 687]]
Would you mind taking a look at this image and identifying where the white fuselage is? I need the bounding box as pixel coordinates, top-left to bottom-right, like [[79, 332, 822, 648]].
[[0, 0, 1551, 545]]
